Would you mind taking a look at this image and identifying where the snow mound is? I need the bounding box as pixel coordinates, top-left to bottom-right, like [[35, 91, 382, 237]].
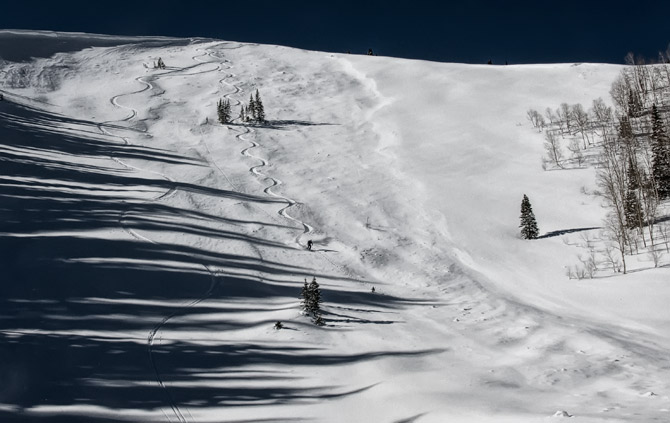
[[552, 410, 573, 417]]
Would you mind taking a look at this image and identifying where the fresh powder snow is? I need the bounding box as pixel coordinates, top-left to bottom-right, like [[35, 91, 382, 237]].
[[1, 30, 669, 423]]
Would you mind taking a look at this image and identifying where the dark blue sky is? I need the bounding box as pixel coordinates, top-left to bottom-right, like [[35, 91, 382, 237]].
[[2, 0, 669, 64]]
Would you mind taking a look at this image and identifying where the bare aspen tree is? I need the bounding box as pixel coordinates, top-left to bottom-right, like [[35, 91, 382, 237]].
[[568, 137, 585, 167], [659, 223, 670, 253], [648, 246, 662, 267], [553, 107, 567, 135], [631, 134, 660, 247], [527, 109, 537, 127], [558, 103, 573, 135], [527, 109, 545, 131], [597, 133, 629, 273], [572, 103, 591, 148], [590, 98, 613, 141], [545, 107, 557, 126], [604, 244, 622, 273], [578, 246, 597, 278], [627, 53, 650, 101], [649, 66, 660, 106], [544, 131, 564, 169], [602, 214, 627, 274], [610, 73, 631, 116], [661, 46, 670, 96]]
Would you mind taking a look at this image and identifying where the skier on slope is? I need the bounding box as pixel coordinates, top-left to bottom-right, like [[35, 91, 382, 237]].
[[307, 240, 313, 251]]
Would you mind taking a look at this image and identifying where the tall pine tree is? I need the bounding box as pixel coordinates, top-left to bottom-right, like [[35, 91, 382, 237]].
[[519, 194, 539, 239], [650, 104, 670, 198], [624, 156, 643, 229]]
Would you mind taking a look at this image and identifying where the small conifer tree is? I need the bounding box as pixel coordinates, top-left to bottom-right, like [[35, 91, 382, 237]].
[[299, 277, 324, 325], [307, 277, 321, 316], [519, 194, 539, 239], [248, 94, 257, 122], [300, 278, 309, 311], [216, 99, 231, 124], [216, 99, 223, 123], [255, 89, 265, 123]]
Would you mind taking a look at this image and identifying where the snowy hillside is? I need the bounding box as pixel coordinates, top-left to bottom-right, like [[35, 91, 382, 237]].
[[1, 30, 669, 423]]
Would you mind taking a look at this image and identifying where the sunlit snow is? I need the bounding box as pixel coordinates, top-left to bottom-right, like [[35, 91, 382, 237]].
[[1, 30, 669, 423]]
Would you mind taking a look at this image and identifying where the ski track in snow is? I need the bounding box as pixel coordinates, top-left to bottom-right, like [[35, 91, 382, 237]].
[[203, 44, 360, 280], [194, 47, 241, 192], [96, 53, 227, 423], [197, 44, 357, 319], [200, 44, 316, 249], [202, 46, 315, 250], [236, 104, 315, 248], [193, 46, 270, 268]]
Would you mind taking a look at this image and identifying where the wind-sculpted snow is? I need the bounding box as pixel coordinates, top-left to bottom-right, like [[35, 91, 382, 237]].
[[1, 31, 669, 423]]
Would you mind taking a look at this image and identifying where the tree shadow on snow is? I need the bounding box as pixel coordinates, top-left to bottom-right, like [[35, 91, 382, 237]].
[[224, 119, 336, 131], [0, 97, 437, 420], [537, 226, 601, 239]]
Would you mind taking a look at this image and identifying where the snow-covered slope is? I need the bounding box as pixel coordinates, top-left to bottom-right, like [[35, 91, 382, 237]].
[[1, 30, 669, 423]]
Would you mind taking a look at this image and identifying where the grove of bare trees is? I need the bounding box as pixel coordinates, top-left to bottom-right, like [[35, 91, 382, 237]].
[[528, 50, 670, 275]]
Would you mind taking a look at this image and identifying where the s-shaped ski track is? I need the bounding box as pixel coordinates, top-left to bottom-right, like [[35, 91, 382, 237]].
[[192, 46, 272, 267]]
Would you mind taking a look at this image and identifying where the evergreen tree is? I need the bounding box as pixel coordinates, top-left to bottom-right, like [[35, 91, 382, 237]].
[[300, 278, 309, 311], [223, 99, 231, 123], [216, 99, 231, 124], [255, 89, 265, 123], [299, 277, 324, 325], [650, 104, 670, 198], [248, 94, 257, 122], [216, 99, 223, 123], [157, 57, 166, 69], [618, 115, 633, 140], [519, 194, 539, 239], [624, 156, 643, 229], [239, 105, 246, 122], [307, 277, 321, 316]]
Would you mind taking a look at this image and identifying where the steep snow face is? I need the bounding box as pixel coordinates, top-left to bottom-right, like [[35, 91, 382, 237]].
[[1, 31, 669, 423]]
